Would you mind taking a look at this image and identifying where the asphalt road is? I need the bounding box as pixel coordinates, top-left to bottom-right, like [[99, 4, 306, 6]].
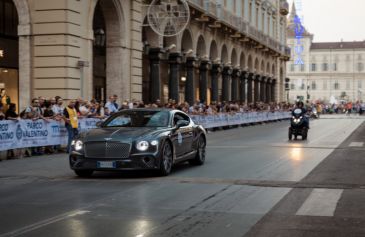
[[0, 115, 364, 237]]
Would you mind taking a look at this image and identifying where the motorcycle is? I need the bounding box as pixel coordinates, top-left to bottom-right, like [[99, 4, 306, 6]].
[[289, 108, 308, 140]]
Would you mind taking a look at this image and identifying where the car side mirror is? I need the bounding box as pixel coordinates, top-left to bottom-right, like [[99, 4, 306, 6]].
[[176, 120, 189, 129], [96, 121, 103, 128]]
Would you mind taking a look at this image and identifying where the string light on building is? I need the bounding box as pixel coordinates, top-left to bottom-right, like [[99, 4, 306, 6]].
[[294, 0, 304, 65], [0, 49, 4, 58]]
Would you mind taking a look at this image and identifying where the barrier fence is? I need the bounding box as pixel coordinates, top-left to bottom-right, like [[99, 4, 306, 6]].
[[0, 112, 290, 151], [190, 111, 291, 129]]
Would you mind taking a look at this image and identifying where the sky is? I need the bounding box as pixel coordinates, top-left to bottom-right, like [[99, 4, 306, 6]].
[[287, 0, 365, 42]]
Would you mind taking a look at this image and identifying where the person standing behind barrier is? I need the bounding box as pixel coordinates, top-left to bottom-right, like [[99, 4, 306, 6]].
[[105, 96, 118, 114], [0, 89, 11, 112], [64, 100, 79, 153]]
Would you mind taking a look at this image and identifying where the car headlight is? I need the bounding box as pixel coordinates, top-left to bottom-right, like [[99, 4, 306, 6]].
[[136, 141, 149, 151], [74, 140, 83, 151], [150, 140, 159, 146]]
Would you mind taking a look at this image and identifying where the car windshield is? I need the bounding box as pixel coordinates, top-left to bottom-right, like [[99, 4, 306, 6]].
[[103, 111, 170, 128]]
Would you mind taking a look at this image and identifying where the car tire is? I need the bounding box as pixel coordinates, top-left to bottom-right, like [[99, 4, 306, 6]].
[[189, 136, 206, 166], [159, 142, 173, 176], [74, 170, 93, 177]]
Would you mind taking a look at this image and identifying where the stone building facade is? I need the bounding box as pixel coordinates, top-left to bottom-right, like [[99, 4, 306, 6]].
[[0, 0, 290, 111], [287, 4, 365, 103]]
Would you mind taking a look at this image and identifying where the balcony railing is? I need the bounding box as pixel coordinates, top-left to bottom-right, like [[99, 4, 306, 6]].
[[187, 0, 290, 57]]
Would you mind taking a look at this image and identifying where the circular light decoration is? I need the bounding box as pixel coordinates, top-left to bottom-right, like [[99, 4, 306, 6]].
[[147, 0, 190, 37]]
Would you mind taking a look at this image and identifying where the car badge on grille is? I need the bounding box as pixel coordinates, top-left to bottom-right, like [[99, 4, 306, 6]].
[[104, 138, 112, 141]]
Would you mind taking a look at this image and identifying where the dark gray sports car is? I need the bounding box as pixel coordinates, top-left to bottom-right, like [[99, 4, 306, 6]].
[[69, 108, 207, 177]]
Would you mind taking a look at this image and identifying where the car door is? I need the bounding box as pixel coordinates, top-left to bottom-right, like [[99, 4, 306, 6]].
[[172, 112, 194, 157]]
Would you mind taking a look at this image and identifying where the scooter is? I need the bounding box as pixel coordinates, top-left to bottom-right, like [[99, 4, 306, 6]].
[[289, 108, 308, 140], [310, 108, 319, 119]]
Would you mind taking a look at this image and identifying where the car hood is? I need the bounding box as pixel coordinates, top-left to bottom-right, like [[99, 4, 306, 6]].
[[81, 127, 162, 142]]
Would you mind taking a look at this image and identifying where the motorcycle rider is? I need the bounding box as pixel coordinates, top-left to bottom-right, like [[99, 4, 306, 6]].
[[292, 101, 310, 129]]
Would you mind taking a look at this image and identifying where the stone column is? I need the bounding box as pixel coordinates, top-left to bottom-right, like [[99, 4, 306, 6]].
[[18, 34, 32, 111], [239, 71, 248, 103], [185, 57, 196, 106], [149, 48, 164, 103], [271, 79, 276, 102], [247, 72, 254, 103], [231, 69, 240, 101], [211, 64, 221, 102], [254, 74, 260, 103], [199, 60, 210, 103], [222, 66, 232, 102], [266, 78, 272, 103], [260, 76, 266, 102], [168, 52, 182, 103]]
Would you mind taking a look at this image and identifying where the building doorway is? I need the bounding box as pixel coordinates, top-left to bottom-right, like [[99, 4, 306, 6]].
[[0, 0, 19, 112], [92, 2, 106, 102]]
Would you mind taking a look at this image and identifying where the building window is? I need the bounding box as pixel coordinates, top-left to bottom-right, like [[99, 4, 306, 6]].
[[359, 80, 362, 89], [261, 12, 264, 30], [322, 63, 328, 71], [0, 0, 18, 37], [357, 62, 364, 72], [256, 7, 259, 28], [334, 81, 339, 90], [290, 83, 295, 90], [249, 2, 252, 22], [333, 63, 337, 71], [300, 83, 305, 90], [290, 64, 295, 72], [311, 81, 317, 90], [300, 64, 305, 72], [311, 63, 316, 72]]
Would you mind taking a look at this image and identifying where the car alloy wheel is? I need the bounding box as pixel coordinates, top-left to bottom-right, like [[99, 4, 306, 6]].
[[189, 136, 206, 166], [160, 142, 173, 176]]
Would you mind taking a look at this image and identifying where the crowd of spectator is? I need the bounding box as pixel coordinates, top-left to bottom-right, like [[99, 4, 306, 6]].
[[0, 93, 363, 160], [0, 95, 293, 122], [311, 101, 365, 115]]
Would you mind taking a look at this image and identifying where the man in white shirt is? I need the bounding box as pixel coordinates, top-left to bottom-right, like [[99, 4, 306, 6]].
[[105, 96, 119, 114], [52, 97, 65, 117]]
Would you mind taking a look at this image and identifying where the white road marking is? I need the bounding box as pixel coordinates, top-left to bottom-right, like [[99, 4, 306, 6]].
[[296, 189, 343, 217], [0, 209, 91, 237], [67, 210, 91, 217], [349, 142, 364, 147]]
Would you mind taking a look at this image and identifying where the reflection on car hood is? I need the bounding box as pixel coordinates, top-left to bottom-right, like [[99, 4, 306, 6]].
[[82, 127, 161, 142]]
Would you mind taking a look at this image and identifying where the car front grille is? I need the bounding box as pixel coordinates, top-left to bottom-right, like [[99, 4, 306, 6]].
[[84, 142, 131, 159]]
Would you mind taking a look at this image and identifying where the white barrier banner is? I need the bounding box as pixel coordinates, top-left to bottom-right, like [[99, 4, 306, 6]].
[[0, 119, 103, 151], [0, 113, 290, 151], [190, 112, 291, 128], [0, 119, 69, 151]]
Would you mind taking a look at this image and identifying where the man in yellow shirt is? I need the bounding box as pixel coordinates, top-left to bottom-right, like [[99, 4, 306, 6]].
[[63, 100, 79, 153]]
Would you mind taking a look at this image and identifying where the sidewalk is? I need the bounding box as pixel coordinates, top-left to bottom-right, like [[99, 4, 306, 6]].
[[245, 121, 365, 237]]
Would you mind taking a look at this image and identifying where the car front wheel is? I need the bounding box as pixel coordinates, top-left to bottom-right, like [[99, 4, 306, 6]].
[[189, 136, 206, 166], [159, 142, 173, 176]]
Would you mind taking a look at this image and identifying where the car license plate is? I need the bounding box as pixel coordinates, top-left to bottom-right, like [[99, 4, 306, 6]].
[[97, 161, 116, 168]]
